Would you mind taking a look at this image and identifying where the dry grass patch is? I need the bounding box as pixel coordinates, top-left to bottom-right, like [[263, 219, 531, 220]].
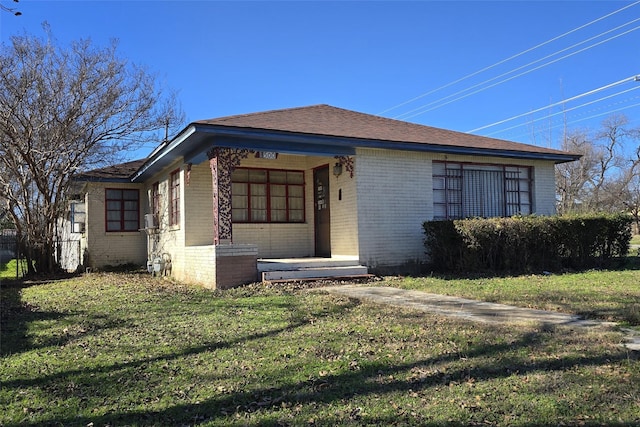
[[1, 273, 639, 426]]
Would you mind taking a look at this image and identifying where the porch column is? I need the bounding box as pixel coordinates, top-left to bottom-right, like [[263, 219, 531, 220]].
[[207, 147, 251, 245]]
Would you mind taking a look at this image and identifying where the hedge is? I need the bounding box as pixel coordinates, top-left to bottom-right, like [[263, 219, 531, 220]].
[[423, 214, 632, 273]]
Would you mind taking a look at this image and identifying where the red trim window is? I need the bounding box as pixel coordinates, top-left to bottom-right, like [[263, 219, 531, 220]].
[[105, 188, 140, 232], [231, 168, 305, 223], [169, 170, 180, 226]]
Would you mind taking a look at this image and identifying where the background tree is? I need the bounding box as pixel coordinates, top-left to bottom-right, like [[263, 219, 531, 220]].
[[555, 129, 597, 215], [0, 0, 21, 16], [556, 114, 640, 220], [0, 28, 183, 274]]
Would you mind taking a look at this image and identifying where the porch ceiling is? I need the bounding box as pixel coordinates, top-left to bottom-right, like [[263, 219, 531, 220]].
[[132, 125, 356, 182]]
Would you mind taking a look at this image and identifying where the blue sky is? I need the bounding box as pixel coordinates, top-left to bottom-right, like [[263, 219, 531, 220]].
[[1, 1, 639, 159]]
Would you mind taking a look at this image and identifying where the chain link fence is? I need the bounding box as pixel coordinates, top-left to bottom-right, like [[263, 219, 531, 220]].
[[0, 229, 24, 280]]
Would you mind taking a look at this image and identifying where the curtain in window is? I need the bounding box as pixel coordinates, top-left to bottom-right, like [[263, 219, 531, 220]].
[[250, 183, 267, 222], [432, 162, 532, 220], [463, 169, 505, 218]]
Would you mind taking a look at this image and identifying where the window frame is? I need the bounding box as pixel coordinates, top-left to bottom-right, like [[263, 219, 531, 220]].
[[231, 167, 306, 224], [104, 188, 140, 232], [169, 170, 180, 226], [433, 161, 533, 220], [70, 201, 85, 232], [151, 181, 160, 219]]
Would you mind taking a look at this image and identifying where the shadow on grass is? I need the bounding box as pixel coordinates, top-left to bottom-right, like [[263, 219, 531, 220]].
[[0, 278, 95, 357], [5, 309, 638, 426], [0, 280, 66, 356]]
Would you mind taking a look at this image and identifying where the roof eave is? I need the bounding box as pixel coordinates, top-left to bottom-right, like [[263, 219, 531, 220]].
[[132, 125, 197, 182], [73, 177, 136, 183], [132, 123, 580, 181], [195, 124, 581, 163]]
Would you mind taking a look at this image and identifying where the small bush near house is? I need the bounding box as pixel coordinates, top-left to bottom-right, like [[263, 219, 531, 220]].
[[424, 214, 632, 274]]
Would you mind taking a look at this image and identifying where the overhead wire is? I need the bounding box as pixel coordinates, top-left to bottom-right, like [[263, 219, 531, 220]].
[[500, 98, 640, 142], [467, 75, 640, 133], [482, 85, 640, 137], [378, 0, 640, 117], [393, 18, 640, 121]]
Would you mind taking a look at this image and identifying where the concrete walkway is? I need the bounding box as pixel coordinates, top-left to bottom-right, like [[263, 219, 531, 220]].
[[320, 285, 640, 351]]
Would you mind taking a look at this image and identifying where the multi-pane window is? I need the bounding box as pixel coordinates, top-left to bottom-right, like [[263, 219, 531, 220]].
[[105, 189, 139, 232], [169, 170, 180, 226], [231, 168, 305, 223], [70, 201, 85, 233], [433, 161, 532, 220]]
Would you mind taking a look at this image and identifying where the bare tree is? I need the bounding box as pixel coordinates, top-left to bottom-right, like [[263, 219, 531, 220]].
[[1, 0, 21, 16], [556, 114, 640, 217], [555, 129, 598, 214], [0, 28, 183, 274]]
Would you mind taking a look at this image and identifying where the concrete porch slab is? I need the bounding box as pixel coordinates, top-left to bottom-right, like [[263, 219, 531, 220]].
[[258, 256, 368, 282]]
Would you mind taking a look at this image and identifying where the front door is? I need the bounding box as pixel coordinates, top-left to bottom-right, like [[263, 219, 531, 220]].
[[314, 166, 331, 257]]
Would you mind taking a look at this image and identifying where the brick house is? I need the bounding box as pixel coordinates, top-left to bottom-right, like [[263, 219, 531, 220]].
[[69, 105, 579, 288]]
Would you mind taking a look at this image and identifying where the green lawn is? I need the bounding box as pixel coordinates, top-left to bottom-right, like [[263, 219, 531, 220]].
[[0, 259, 30, 280], [631, 234, 640, 246], [1, 272, 639, 426], [385, 259, 640, 327]]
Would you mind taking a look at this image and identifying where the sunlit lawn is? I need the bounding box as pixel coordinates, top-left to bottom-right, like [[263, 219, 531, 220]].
[[0, 259, 28, 280], [1, 271, 639, 426], [386, 257, 640, 328]]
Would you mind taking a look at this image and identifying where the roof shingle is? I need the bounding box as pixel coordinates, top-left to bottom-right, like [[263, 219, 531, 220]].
[[196, 104, 574, 157], [74, 159, 147, 181]]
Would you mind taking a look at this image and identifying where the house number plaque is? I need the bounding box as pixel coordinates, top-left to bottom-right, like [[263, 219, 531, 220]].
[[255, 151, 278, 160]]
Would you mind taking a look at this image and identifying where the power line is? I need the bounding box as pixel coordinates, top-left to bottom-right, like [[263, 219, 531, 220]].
[[393, 18, 640, 120], [503, 98, 640, 142], [467, 75, 640, 133], [379, 0, 640, 116], [397, 25, 640, 121], [482, 86, 640, 137]]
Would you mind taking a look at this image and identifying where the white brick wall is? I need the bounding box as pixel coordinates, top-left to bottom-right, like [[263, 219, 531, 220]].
[[329, 159, 359, 257], [184, 162, 214, 246], [144, 160, 187, 279], [84, 148, 559, 279], [355, 148, 432, 268], [84, 182, 147, 268], [182, 245, 216, 288], [356, 149, 559, 269]]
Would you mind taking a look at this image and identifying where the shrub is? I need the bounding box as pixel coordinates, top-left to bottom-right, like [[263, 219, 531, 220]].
[[423, 214, 632, 274]]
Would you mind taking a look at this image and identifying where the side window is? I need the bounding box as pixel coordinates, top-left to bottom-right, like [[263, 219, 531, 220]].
[[169, 170, 180, 226], [105, 189, 139, 232], [432, 161, 533, 219]]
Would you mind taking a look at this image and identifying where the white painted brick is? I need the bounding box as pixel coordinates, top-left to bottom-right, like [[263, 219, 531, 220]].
[[84, 182, 147, 269], [355, 149, 559, 269]]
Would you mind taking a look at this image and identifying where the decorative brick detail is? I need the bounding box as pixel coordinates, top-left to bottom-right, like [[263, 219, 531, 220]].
[[214, 244, 258, 289], [207, 148, 252, 244]]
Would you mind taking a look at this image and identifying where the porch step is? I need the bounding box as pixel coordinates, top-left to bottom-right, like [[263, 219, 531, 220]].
[[261, 265, 370, 282], [257, 257, 369, 282]]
